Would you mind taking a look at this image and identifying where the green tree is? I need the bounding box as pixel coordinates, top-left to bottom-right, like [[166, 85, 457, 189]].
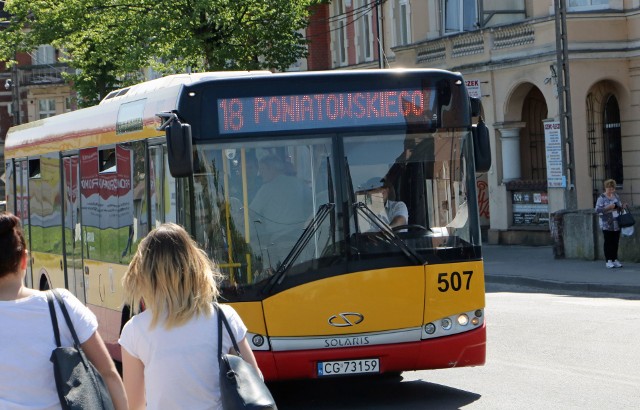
[[0, 0, 325, 106]]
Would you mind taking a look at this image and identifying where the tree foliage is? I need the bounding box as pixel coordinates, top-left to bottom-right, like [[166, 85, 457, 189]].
[[0, 0, 325, 106]]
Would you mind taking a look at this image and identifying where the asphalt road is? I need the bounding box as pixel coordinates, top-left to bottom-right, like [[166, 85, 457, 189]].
[[269, 287, 640, 409]]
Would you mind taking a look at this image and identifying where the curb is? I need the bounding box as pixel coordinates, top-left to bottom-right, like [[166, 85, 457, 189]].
[[485, 274, 640, 296]]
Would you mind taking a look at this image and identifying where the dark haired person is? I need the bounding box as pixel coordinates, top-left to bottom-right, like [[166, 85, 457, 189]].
[[0, 212, 127, 409]]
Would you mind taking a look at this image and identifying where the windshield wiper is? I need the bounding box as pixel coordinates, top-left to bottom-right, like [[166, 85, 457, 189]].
[[265, 202, 335, 292], [353, 202, 426, 265]]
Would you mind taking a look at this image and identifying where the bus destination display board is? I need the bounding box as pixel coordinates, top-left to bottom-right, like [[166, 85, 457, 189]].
[[218, 89, 436, 134]]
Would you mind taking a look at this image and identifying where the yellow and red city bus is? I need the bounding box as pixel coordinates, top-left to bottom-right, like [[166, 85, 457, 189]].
[[4, 69, 490, 380]]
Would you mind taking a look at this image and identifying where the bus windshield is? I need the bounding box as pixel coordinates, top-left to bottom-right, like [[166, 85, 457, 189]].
[[192, 137, 331, 286], [190, 128, 478, 294]]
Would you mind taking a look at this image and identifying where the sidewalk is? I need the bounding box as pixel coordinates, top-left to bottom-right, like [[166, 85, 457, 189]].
[[482, 244, 640, 296]]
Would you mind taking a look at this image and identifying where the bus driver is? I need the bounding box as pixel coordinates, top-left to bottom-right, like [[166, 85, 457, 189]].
[[357, 177, 408, 230]]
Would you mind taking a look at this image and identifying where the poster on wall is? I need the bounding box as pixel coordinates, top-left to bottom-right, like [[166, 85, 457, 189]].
[[512, 191, 549, 226], [543, 120, 566, 188]]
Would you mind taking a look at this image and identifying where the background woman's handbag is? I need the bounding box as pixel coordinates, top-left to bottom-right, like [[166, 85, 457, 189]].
[[216, 304, 277, 410], [46, 290, 114, 410], [617, 207, 635, 228]]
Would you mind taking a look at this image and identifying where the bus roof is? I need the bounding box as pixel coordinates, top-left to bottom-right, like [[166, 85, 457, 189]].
[[4, 71, 272, 159], [99, 71, 272, 104]]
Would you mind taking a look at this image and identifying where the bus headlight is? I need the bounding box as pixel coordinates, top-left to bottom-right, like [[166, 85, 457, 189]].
[[424, 323, 436, 334], [422, 308, 484, 339]]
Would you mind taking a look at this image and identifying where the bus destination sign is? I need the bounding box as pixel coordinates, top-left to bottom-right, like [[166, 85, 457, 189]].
[[218, 89, 436, 134]]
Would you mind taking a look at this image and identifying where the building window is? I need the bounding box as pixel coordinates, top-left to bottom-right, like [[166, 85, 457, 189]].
[[339, 20, 347, 64], [65, 96, 74, 112], [331, 0, 349, 66], [520, 88, 548, 181], [356, 0, 374, 62], [38, 99, 56, 119], [393, 0, 411, 46], [33, 45, 55, 65], [603, 95, 623, 185], [443, 0, 478, 34], [586, 93, 601, 204], [568, 0, 608, 11]]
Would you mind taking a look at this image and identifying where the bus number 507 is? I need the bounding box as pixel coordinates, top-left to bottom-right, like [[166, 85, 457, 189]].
[[438, 271, 473, 292]]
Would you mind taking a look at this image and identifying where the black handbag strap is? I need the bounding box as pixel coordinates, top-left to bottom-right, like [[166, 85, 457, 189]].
[[216, 303, 241, 365], [49, 289, 82, 347], [46, 291, 62, 347]]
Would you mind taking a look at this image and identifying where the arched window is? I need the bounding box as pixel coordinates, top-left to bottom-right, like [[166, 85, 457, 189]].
[[586, 93, 602, 204], [603, 95, 623, 185], [520, 87, 548, 181]]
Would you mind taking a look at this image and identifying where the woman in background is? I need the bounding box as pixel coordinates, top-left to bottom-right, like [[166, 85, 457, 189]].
[[119, 223, 261, 410], [595, 179, 625, 268], [0, 212, 127, 409]]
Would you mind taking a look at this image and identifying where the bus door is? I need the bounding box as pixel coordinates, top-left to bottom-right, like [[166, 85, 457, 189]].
[[62, 155, 85, 303], [14, 159, 33, 288]]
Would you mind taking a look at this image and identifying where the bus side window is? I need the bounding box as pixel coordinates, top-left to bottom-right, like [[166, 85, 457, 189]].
[[99, 148, 116, 173]]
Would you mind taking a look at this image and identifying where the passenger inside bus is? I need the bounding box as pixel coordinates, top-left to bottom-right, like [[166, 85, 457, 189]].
[[249, 155, 312, 270], [228, 150, 262, 204], [356, 176, 408, 231]]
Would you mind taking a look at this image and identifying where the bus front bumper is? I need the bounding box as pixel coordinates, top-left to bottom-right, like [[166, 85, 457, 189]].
[[255, 323, 486, 381]]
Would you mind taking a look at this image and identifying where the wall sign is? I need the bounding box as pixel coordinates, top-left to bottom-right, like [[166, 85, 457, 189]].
[[544, 120, 566, 188]]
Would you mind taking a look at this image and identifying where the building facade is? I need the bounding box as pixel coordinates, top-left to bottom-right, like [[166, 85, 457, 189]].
[[307, 0, 640, 245], [0, 44, 76, 199]]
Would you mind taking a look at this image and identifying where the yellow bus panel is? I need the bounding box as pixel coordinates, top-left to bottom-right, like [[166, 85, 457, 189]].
[[82, 260, 127, 311], [424, 261, 485, 323], [30, 251, 64, 289], [228, 301, 268, 335], [263, 266, 425, 337]]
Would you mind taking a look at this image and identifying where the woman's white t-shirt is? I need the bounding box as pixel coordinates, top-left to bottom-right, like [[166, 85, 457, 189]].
[[0, 289, 98, 409], [119, 303, 247, 410]]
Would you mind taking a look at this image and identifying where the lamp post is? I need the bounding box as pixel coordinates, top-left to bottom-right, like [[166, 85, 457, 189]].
[[554, 0, 577, 210], [376, 0, 384, 69]]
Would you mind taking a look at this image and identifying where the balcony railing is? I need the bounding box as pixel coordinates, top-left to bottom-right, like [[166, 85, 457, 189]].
[[19, 63, 74, 86], [414, 22, 538, 66]]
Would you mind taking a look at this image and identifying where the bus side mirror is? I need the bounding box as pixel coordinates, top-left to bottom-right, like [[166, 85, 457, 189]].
[[166, 120, 194, 178], [472, 118, 491, 173]]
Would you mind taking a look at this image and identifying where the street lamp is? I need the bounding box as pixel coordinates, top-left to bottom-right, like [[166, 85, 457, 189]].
[[554, 0, 577, 210]]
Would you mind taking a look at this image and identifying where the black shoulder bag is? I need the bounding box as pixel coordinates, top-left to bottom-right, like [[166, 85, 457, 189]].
[[46, 289, 115, 410], [216, 303, 277, 410], [618, 206, 635, 228]]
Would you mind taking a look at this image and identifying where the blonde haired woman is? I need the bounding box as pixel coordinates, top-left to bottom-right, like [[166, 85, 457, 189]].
[[119, 223, 261, 410]]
